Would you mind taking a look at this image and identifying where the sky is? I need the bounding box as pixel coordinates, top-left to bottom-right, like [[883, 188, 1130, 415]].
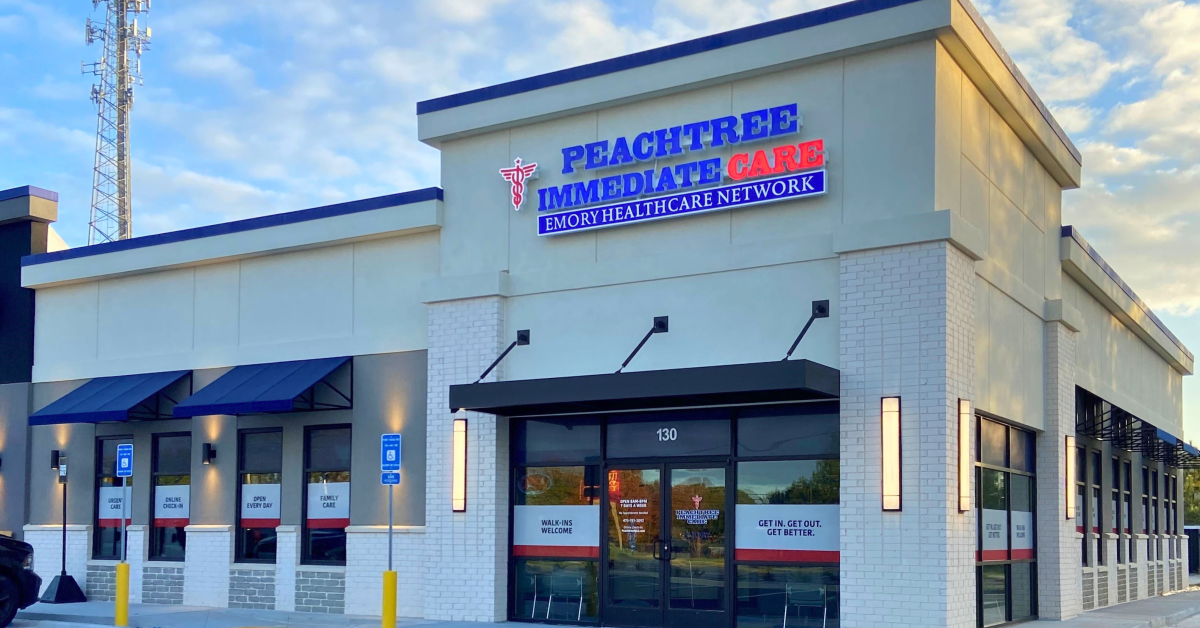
[[1, 0, 1199, 434]]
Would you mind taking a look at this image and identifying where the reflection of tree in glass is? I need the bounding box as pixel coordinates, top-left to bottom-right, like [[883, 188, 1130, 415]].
[[736, 460, 839, 505], [519, 466, 599, 506], [981, 469, 1007, 510]]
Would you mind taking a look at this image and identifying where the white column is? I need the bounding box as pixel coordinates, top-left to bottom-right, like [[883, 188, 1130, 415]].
[[274, 525, 299, 612], [424, 296, 508, 621], [838, 242, 976, 628], [182, 524, 232, 607], [345, 525, 427, 617], [1037, 320, 1081, 618], [126, 524, 147, 604], [23, 524, 91, 596]]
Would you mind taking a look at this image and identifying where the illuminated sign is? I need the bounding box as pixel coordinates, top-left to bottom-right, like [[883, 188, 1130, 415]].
[[526, 102, 827, 236]]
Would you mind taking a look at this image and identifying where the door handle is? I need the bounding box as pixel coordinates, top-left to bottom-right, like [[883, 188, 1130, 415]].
[[660, 540, 671, 561], [652, 540, 660, 560]]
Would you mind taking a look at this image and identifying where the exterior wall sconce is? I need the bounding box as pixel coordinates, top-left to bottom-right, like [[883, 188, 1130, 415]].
[[1065, 435, 1076, 519], [452, 411, 468, 512], [50, 449, 61, 470], [882, 397, 902, 511], [959, 399, 971, 512], [202, 443, 216, 465]]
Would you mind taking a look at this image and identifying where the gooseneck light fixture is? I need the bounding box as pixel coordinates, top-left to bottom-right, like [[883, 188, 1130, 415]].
[[882, 397, 902, 511], [452, 411, 468, 512], [959, 399, 972, 512], [1065, 435, 1077, 519]]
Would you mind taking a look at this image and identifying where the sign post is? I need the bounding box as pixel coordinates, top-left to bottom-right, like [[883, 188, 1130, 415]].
[[115, 444, 133, 627], [380, 434, 401, 628]]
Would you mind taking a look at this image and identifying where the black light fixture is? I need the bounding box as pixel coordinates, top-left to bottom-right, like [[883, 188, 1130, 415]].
[[473, 329, 531, 384], [50, 449, 60, 470], [616, 316, 669, 373], [202, 443, 216, 465], [782, 300, 830, 360]]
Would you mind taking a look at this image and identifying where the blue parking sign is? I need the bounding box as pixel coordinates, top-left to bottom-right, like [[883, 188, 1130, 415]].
[[116, 444, 133, 478], [381, 433, 401, 471], [381, 472, 401, 485]]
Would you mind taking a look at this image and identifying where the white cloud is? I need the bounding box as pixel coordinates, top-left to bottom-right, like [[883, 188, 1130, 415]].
[[1079, 141, 1165, 175]]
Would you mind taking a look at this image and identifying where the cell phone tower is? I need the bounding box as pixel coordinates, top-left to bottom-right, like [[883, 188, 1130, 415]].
[[83, 1, 151, 245]]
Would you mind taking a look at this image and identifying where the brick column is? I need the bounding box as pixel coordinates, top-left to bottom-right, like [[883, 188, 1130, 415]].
[[1038, 321, 1081, 619], [182, 524, 232, 606], [839, 241, 976, 628], [126, 524, 147, 603], [23, 524, 91, 596], [345, 525, 428, 617], [424, 296, 508, 621], [274, 524, 299, 611]]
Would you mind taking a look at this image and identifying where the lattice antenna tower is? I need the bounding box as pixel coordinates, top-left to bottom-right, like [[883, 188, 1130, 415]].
[[83, 0, 151, 245]]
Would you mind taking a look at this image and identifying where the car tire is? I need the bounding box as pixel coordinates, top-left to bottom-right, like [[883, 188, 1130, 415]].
[[0, 575, 18, 628]]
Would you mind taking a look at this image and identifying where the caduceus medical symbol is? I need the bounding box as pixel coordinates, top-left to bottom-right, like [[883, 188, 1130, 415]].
[[499, 157, 538, 211], [692, 494, 703, 509]]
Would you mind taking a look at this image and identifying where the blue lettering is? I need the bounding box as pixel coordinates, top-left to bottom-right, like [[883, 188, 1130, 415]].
[[601, 175, 621, 200], [741, 109, 769, 141], [681, 121, 710, 150], [654, 167, 678, 192], [540, 185, 573, 211], [584, 141, 608, 170], [561, 145, 585, 174], [769, 104, 799, 137], [622, 172, 645, 197], [632, 132, 655, 160], [609, 136, 634, 167], [654, 126, 683, 158], [571, 180, 600, 205], [698, 158, 721, 185], [675, 161, 699, 188], [711, 116, 739, 147]]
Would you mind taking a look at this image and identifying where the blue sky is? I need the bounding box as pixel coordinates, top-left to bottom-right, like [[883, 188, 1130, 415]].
[[2, 0, 1199, 433]]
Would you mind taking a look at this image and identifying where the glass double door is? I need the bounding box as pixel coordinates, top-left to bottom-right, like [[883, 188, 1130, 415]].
[[604, 464, 727, 628]]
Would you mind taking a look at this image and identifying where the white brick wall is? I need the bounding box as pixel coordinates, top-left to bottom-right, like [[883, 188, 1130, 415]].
[[1038, 321, 1081, 619], [424, 296, 509, 621], [24, 524, 90, 596], [127, 525, 147, 603], [275, 525, 298, 611], [838, 242, 976, 628], [344, 526, 426, 617], [183, 525, 232, 607]]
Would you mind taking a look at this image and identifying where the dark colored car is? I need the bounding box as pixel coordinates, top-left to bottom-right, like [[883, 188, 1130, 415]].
[[0, 535, 41, 628]]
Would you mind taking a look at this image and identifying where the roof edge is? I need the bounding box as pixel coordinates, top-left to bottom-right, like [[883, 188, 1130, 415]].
[[0, 185, 59, 203]]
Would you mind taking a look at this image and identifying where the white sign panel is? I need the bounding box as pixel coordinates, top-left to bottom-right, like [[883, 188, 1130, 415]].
[[97, 486, 129, 527], [513, 505, 600, 558], [981, 508, 1008, 560], [1011, 510, 1034, 559], [154, 484, 191, 527], [734, 504, 839, 562], [241, 483, 281, 528], [306, 481, 350, 528]]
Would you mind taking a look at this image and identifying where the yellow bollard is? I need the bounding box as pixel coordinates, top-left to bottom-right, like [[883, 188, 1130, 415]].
[[382, 571, 397, 628], [115, 562, 130, 627]]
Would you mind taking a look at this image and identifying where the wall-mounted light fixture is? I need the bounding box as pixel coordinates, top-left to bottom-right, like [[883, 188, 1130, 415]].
[[1065, 435, 1077, 519], [881, 397, 902, 511], [959, 399, 971, 512], [50, 449, 61, 470], [452, 411, 468, 512], [202, 443, 216, 465]]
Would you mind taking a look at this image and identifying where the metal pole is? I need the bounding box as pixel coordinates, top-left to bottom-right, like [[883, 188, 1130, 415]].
[[388, 485, 394, 571], [61, 481, 67, 576], [123, 481, 129, 562]]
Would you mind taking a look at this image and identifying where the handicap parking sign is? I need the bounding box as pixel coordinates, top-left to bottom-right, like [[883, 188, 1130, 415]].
[[381, 433, 401, 471], [116, 443, 133, 478]]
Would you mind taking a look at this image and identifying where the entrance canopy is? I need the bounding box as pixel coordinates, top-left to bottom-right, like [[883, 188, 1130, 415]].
[[449, 359, 839, 416], [173, 357, 352, 418], [30, 370, 192, 425], [1076, 388, 1200, 468]]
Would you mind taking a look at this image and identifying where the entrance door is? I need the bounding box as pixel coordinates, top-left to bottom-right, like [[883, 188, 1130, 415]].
[[604, 465, 727, 628]]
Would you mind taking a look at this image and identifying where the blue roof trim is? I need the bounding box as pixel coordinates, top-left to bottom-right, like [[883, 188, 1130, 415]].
[[0, 185, 58, 203], [1062, 226, 1192, 360], [22, 187, 443, 267], [29, 370, 190, 426], [416, 0, 924, 115], [173, 357, 350, 418]]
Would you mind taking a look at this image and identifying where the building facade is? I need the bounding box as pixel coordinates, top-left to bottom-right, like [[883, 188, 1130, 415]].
[[1, 0, 1195, 626]]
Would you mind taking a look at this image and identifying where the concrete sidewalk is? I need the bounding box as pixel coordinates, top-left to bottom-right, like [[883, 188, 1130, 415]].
[[1038, 589, 1200, 627]]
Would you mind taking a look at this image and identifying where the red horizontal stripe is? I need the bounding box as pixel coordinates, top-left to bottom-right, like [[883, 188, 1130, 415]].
[[978, 549, 1008, 561], [735, 549, 839, 563], [1077, 526, 1084, 533], [1011, 549, 1034, 559], [306, 518, 350, 529], [241, 518, 281, 528], [154, 518, 189, 528], [513, 545, 599, 558], [97, 518, 131, 527]]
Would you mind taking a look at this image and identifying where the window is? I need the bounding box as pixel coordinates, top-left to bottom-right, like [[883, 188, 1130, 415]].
[[238, 430, 282, 563], [975, 416, 1037, 626], [150, 433, 191, 560], [606, 411, 730, 458], [1077, 447, 1087, 566], [1113, 457, 1123, 564], [1123, 460, 1134, 561], [1152, 469, 1160, 560], [94, 437, 132, 560], [303, 426, 351, 564], [1091, 450, 1103, 565], [1142, 466, 1152, 560]]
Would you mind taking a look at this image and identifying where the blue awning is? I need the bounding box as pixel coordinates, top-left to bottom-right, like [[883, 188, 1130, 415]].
[[30, 371, 192, 426], [173, 357, 352, 418]]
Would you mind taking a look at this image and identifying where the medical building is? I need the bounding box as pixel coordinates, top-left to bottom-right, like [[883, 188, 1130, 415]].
[[0, 0, 1194, 626]]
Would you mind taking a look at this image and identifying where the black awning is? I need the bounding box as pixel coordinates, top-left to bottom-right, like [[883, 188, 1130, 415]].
[[449, 359, 839, 417]]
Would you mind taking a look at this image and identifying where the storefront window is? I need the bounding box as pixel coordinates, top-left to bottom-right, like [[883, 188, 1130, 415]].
[[94, 437, 132, 560], [736, 565, 837, 628], [1113, 457, 1123, 563], [238, 429, 282, 562], [975, 416, 1036, 625], [1142, 466, 1152, 560], [303, 425, 351, 564], [1091, 450, 1103, 565], [1077, 447, 1087, 565], [607, 412, 730, 459], [150, 433, 191, 560]]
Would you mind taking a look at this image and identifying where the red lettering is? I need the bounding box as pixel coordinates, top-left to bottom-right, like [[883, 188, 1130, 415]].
[[799, 139, 824, 168], [771, 145, 800, 173], [747, 150, 772, 177], [727, 153, 750, 181]]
